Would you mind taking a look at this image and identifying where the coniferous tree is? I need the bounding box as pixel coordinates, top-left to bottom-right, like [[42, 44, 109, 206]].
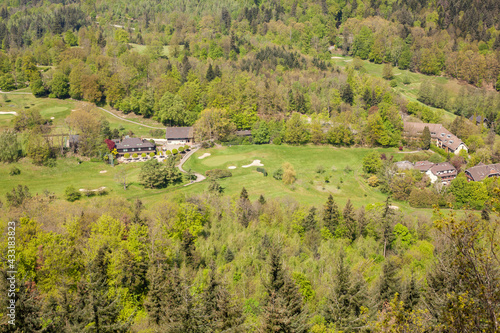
[[202, 263, 244, 331], [144, 263, 168, 326], [403, 273, 420, 311], [323, 195, 341, 235], [421, 126, 431, 150], [258, 194, 266, 205], [206, 64, 215, 82], [323, 252, 367, 331], [214, 65, 222, 78], [302, 207, 317, 232], [343, 199, 357, 241], [69, 246, 129, 332], [263, 248, 309, 333], [238, 187, 252, 227], [378, 256, 400, 307]]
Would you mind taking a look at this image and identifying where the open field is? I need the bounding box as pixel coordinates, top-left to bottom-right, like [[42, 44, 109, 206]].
[[181, 145, 424, 210], [128, 43, 184, 57], [331, 54, 473, 125], [0, 92, 165, 138]]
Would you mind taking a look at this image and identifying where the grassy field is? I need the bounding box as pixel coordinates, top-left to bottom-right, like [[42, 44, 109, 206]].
[[0, 156, 183, 205], [128, 43, 183, 57], [0, 92, 165, 138], [332, 54, 464, 124], [1, 145, 436, 214], [181, 145, 421, 210]]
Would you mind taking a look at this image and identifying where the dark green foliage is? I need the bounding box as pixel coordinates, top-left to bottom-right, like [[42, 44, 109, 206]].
[[403, 273, 420, 311], [302, 207, 317, 232], [208, 179, 224, 195], [206, 64, 215, 82], [258, 194, 266, 204], [273, 168, 283, 180], [205, 169, 232, 179], [237, 187, 252, 227], [263, 248, 309, 333], [140, 159, 182, 188], [6, 185, 31, 207], [64, 185, 81, 202], [378, 256, 400, 306], [224, 248, 235, 263], [421, 126, 431, 150], [202, 263, 244, 331], [323, 195, 340, 235], [9, 166, 20, 176], [0, 130, 20, 163], [343, 199, 357, 241], [256, 167, 267, 176], [323, 252, 367, 330]]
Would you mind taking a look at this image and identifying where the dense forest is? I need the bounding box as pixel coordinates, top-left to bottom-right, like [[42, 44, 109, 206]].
[[1, 0, 500, 332]]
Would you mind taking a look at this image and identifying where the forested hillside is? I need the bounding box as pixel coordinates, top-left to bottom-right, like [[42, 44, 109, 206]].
[[1, 0, 500, 332]]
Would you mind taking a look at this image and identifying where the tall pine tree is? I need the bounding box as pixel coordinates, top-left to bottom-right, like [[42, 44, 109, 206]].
[[323, 195, 340, 235]]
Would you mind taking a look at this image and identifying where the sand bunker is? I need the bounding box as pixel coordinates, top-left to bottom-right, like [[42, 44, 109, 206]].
[[50, 117, 55, 120], [80, 186, 106, 192], [0, 111, 17, 115], [198, 153, 211, 159], [99, 170, 107, 174], [228, 166, 236, 169], [242, 160, 263, 168]]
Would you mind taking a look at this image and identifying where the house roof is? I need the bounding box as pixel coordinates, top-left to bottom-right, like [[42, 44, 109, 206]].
[[465, 163, 500, 182], [395, 161, 414, 170], [403, 122, 466, 151], [469, 115, 489, 123], [414, 160, 434, 172], [115, 137, 155, 150], [166, 127, 193, 139], [429, 162, 456, 175]]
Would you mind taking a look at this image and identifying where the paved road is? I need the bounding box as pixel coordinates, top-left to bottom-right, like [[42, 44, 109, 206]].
[[177, 147, 206, 186]]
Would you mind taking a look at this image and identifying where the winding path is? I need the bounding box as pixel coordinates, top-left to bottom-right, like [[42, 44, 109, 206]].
[[177, 147, 206, 186], [97, 107, 165, 130]]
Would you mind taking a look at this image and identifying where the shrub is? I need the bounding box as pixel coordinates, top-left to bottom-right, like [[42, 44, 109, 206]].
[[184, 145, 190, 151], [132, 153, 138, 158], [282, 162, 296, 184], [65, 186, 81, 202], [9, 166, 20, 176], [367, 175, 379, 187], [124, 153, 130, 159], [166, 150, 172, 156], [178, 146, 185, 153], [363, 152, 382, 174], [205, 169, 232, 179], [256, 167, 267, 176], [273, 168, 283, 180], [172, 149, 178, 155], [141, 152, 147, 158], [315, 165, 325, 174], [149, 152, 155, 157], [390, 80, 397, 87]]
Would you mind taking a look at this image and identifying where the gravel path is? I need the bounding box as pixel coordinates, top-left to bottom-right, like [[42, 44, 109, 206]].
[[177, 147, 206, 186], [97, 107, 165, 130]]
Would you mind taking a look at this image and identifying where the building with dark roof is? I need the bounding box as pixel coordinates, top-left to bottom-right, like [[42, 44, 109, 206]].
[[426, 162, 457, 185], [166, 127, 194, 144], [403, 122, 468, 155], [465, 163, 500, 182], [469, 115, 490, 127], [115, 137, 156, 155]]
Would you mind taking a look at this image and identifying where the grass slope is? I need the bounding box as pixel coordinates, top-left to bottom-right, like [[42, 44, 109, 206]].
[[332, 54, 466, 124], [0, 92, 164, 137], [181, 145, 415, 209]]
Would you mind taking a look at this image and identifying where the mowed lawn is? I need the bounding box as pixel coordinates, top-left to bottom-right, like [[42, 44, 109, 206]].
[[0, 157, 186, 204], [181, 145, 417, 210], [0, 92, 164, 137]]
